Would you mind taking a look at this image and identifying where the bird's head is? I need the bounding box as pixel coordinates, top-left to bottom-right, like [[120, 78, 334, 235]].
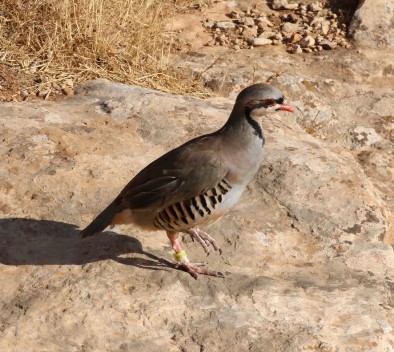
[[235, 83, 295, 115]]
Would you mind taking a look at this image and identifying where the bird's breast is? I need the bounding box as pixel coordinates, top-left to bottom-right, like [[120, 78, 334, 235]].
[[223, 133, 265, 186]]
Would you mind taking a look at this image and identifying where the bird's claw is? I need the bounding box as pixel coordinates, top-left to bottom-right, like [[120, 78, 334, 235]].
[[183, 227, 221, 255], [175, 260, 224, 279]]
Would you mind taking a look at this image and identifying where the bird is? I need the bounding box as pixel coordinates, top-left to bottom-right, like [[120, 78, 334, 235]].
[[80, 83, 294, 279]]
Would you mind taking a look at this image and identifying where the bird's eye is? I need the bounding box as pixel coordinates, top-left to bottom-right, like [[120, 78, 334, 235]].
[[265, 99, 275, 106]]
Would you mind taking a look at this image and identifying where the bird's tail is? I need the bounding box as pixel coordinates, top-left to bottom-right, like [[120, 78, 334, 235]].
[[80, 199, 120, 239]]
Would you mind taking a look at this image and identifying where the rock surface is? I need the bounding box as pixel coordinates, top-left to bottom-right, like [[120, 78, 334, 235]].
[[1, 0, 394, 350], [1, 77, 393, 351], [349, 0, 394, 48]]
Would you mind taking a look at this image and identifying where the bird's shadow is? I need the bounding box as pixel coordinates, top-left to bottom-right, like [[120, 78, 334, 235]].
[[0, 218, 173, 272]]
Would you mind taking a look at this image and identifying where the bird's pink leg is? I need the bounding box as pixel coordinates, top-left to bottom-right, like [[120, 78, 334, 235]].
[[182, 227, 221, 255], [166, 231, 223, 279]]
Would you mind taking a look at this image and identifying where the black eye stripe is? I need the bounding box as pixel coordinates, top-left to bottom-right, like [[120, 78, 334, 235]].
[[246, 96, 285, 110]]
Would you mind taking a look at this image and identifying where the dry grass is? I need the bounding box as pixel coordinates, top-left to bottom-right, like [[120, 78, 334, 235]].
[[297, 110, 335, 136], [0, 0, 209, 98]]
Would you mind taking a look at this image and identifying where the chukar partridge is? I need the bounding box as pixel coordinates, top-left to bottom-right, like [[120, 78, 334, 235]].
[[80, 84, 294, 279]]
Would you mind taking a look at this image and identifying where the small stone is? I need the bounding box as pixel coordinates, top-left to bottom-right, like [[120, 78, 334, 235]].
[[233, 45, 240, 50], [202, 20, 215, 29], [308, 2, 322, 12], [303, 47, 313, 53], [286, 13, 299, 23], [310, 17, 322, 27], [215, 21, 236, 30], [20, 90, 29, 100], [63, 79, 73, 88], [62, 87, 74, 96], [283, 3, 299, 10], [290, 33, 303, 43], [321, 23, 330, 35], [272, 0, 289, 10], [291, 44, 303, 54], [242, 27, 258, 40], [321, 39, 337, 50], [243, 17, 255, 27], [252, 37, 273, 46], [326, 33, 335, 41], [282, 22, 300, 33], [218, 34, 226, 43], [258, 31, 276, 39], [37, 89, 50, 98], [274, 33, 283, 40], [299, 35, 315, 47], [228, 11, 239, 19], [256, 17, 274, 28]]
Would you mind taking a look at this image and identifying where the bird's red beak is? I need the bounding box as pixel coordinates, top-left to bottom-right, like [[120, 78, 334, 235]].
[[278, 100, 295, 112]]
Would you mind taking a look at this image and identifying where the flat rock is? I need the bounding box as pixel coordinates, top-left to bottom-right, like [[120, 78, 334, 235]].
[[215, 21, 236, 30], [252, 37, 272, 46], [0, 78, 393, 351]]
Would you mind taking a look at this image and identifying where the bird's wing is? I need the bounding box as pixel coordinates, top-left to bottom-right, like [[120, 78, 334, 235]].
[[117, 138, 228, 211]]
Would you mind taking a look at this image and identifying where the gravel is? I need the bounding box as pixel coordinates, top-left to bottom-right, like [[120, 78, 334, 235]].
[[203, 1, 351, 53]]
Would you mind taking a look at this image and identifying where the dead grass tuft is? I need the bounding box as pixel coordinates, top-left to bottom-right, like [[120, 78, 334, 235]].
[[0, 0, 209, 98], [297, 110, 335, 136]]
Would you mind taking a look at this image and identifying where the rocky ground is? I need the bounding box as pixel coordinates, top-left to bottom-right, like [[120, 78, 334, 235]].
[[202, 0, 351, 52], [1, 0, 393, 351]]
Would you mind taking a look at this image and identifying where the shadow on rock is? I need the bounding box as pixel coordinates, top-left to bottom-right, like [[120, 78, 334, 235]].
[[0, 218, 173, 272]]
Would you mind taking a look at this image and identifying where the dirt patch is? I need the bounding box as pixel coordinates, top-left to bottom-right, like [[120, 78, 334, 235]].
[[0, 64, 27, 101]]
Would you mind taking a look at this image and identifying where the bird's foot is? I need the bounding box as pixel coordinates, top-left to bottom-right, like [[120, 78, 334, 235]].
[[183, 227, 221, 255], [173, 251, 224, 279]]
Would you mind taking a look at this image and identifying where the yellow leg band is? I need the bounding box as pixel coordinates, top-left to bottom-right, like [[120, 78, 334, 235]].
[[173, 250, 187, 262]]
